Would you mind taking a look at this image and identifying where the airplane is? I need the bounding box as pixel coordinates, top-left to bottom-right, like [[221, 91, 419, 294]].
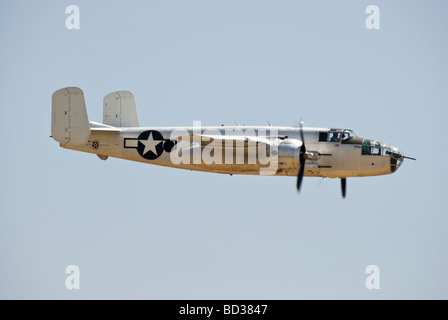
[[51, 87, 415, 198]]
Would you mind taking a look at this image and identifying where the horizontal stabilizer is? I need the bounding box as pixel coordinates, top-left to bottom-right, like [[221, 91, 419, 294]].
[[51, 87, 90, 145], [103, 91, 139, 127]]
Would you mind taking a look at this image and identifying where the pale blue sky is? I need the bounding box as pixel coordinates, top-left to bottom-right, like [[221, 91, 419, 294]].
[[0, 0, 447, 299]]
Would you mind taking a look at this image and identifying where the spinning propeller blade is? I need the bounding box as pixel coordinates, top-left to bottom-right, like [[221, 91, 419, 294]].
[[296, 120, 306, 194], [341, 178, 347, 199]]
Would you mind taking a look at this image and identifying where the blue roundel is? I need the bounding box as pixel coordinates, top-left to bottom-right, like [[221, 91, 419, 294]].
[[137, 130, 165, 160]]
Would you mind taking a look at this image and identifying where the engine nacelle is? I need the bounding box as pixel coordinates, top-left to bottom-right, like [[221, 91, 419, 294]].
[[276, 142, 301, 170], [274, 141, 321, 172]]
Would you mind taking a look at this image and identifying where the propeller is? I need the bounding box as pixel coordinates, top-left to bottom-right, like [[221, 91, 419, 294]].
[[296, 120, 306, 194], [341, 178, 347, 199], [295, 120, 347, 198]]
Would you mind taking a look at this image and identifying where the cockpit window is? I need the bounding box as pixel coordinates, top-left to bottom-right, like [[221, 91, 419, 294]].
[[319, 132, 328, 142], [342, 129, 357, 140], [319, 129, 357, 142]]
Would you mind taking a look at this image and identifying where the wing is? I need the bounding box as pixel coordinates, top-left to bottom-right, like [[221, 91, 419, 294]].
[[89, 121, 121, 133], [178, 134, 298, 148]]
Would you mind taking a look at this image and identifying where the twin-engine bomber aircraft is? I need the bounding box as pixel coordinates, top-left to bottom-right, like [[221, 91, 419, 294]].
[[51, 87, 415, 198]]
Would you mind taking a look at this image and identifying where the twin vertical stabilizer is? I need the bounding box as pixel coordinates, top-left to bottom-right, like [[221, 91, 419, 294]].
[[51, 87, 139, 146], [103, 91, 139, 127], [51, 87, 90, 145]]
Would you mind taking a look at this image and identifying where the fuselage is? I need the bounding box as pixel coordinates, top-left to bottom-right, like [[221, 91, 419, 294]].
[[61, 124, 404, 179]]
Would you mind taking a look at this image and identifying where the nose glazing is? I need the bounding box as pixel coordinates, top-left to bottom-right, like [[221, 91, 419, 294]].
[[386, 145, 404, 173]]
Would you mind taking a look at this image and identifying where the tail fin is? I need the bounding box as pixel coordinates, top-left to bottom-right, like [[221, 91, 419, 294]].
[[51, 87, 90, 145], [103, 91, 139, 127]]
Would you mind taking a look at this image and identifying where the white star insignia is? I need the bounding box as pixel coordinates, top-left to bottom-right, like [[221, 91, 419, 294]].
[[140, 132, 162, 156]]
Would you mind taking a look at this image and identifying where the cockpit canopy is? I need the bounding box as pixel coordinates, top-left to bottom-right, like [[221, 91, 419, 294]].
[[319, 129, 358, 143]]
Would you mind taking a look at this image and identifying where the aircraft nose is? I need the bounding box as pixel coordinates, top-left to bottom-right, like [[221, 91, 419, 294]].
[[385, 145, 404, 173]]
